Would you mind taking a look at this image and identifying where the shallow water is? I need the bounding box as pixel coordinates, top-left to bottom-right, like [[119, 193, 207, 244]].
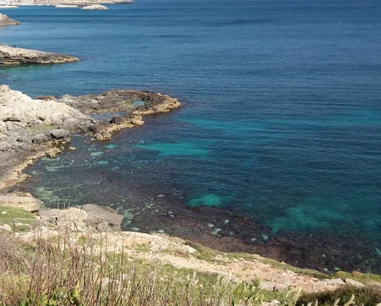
[[1, 0, 381, 271]]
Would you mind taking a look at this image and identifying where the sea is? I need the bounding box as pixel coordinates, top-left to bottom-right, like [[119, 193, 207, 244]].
[[1, 0, 381, 272]]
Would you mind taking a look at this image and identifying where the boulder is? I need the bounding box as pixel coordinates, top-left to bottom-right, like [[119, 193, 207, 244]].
[[32, 133, 50, 144], [82, 204, 123, 231], [50, 129, 70, 140], [110, 116, 122, 125]]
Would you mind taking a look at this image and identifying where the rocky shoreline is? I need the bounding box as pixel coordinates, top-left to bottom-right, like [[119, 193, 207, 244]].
[[0, 45, 79, 65], [6, 0, 132, 5], [0, 85, 182, 237], [2, 84, 381, 275], [0, 85, 181, 192], [0, 13, 19, 26], [0, 39, 379, 282]]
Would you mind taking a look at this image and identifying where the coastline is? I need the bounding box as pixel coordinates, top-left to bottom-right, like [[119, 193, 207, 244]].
[[2, 0, 132, 6], [0, 45, 79, 65], [0, 87, 181, 193], [0, 112, 377, 295], [0, 9, 380, 283], [1, 3, 381, 303], [1, 85, 381, 275]]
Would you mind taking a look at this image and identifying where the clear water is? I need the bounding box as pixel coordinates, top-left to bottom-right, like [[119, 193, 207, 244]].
[[1, 0, 381, 267]]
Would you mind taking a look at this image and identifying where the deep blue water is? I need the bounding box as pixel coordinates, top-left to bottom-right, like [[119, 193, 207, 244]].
[[1, 0, 381, 249]]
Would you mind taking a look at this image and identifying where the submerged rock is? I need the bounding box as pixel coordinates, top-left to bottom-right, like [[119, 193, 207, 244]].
[[0, 45, 78, 65], [0, 14, 19, 26]]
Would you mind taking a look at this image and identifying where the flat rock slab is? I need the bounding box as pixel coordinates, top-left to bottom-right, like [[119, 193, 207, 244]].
[[82, 4, 108, 9], [0, 193, 41, 212], [82, 204, 123, 231], [39, 205, 124, 232], [40, 207, 88, 230], [0, 45, 78, 65]]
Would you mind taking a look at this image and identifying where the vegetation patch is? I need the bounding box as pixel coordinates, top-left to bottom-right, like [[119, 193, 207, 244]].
[[335, 270, 381, 284], [0, 206, 37, 232], [296, 286, 381, 306], [28, 124, 57, 132], [0, 233, 302, 306]]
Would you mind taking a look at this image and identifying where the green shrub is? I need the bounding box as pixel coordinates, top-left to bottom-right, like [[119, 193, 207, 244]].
[[296, 286, 381, 306]]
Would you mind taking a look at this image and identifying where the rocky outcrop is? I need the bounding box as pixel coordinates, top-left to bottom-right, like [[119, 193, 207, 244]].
[[0, 86, 180, 194], [82, 4, 108, 9], [58, 89, 181, 115], [39, 205, 123, 231], [0, 86, 180, 180], [57, 89, 181, 140], [0, 14, 19, 26], [0, 85, 93, 177], [0, 45, 79, 65]]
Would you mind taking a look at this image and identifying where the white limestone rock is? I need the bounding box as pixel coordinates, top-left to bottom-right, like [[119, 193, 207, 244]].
[[82, 4, 108, 10], [0, 13, 19, 26]]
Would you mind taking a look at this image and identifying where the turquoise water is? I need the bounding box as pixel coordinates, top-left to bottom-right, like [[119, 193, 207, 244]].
[[1, 0, 381, 271]]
